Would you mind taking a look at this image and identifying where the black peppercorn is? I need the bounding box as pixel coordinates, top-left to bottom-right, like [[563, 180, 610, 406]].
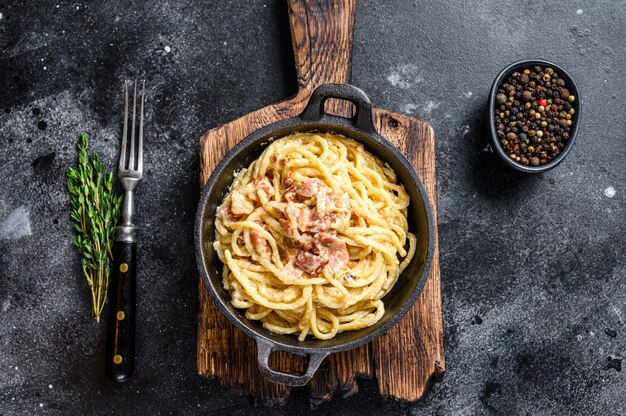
[[522, 91, 533, 101]]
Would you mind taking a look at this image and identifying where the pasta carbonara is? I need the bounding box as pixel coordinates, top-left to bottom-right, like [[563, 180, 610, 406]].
[[213, 132, 416, 340]]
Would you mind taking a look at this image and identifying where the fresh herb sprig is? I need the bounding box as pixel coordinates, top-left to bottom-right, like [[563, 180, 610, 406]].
[[67, 133, 122, 322]]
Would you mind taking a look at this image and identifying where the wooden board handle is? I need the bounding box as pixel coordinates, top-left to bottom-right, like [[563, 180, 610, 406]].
[[288, 0, 356, 93]]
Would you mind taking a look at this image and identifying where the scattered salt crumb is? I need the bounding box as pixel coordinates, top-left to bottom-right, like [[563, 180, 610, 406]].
[[39, 403, 44, 408], [576, 9, 583, 15], [386, 64, 423, 89], [462, 91, 473, 98], [43, 66, 47, 70], [0, 12, 3, 19], [422, 100, 440, 116], [15, 366, 18, 370], [387, 73, 405, 88], [401, 103, 419, 114], [604, 186, 616, 198], [590, 331, 595, 337], [164, 45, 171, 53], [76, 5, 79, 10], [223, 41, 227, 46], [576, 334, 583, 341], [48, 384, 53, 389]]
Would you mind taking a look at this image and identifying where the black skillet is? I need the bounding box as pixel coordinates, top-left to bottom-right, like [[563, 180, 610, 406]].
[[195, 83, 434, 386]]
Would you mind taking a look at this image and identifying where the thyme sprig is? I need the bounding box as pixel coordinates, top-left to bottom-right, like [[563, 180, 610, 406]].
[[67, 133, 122, 322]]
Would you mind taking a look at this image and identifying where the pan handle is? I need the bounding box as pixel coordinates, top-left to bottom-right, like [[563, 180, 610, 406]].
[[300, 83, 376, 133], [256, 339, 329, 387]]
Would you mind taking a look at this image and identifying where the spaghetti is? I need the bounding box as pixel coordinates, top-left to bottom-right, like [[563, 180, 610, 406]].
[[213, 132, 416, 340]]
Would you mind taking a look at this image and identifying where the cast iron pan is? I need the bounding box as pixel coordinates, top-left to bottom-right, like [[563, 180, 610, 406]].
[[195, 83, 435, 386]]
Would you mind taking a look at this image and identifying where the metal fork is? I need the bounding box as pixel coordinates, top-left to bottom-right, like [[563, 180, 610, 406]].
[[106, 80, 144, 383]]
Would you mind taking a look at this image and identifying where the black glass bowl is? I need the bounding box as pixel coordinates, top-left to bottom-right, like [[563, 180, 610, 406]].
[[488, 59, 581, 173]]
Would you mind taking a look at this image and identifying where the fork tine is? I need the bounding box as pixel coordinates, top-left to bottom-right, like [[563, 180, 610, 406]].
[[137, 80, 145, 173], [128, 80, 137, 171], [119, 82, 129, 173]]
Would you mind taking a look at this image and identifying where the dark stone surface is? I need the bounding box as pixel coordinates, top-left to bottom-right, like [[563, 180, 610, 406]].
[[1, 0, 624, 414]]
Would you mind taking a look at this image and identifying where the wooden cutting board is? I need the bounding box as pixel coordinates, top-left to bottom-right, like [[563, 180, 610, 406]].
[[197, 0, 444, 406]]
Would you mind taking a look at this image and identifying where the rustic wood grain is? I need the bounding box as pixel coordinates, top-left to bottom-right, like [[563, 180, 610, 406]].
[[197, 0, 444, 406], [371, 112, 445, 401]]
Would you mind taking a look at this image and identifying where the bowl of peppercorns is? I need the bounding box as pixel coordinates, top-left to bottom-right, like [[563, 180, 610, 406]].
[[489, 60, 581, 173]]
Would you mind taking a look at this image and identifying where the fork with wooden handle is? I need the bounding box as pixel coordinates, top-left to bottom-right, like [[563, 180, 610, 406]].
[[106, 80, 144, 382]]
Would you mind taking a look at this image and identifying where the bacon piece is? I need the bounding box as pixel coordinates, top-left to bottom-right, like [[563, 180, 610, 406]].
[[297, 178, 321, 198], [324, 193, 352, 231], [266, 201, 286, 214], [280, 219, 296, 239], [285, 203, 321, 234], [251, 231, 270, 258], [325, 192, 351, 231], [283, 173, 294, 187], [297, 205, 311, 232], [284, 186, 298, 202], [283, 239, 299, 260], [279, 260, 303, 283], [249, 177, 273, 201], [285, 203, 301, 227], [315, 186, 335, 216], [315, 232, 349, 274], [294, 251, 328, 275], [216, 199, 236, 226], [325, 213, 339, 229], [307, 211, 326, 233], [280, 219, 312, 249], [230, 191, 253, 215]]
